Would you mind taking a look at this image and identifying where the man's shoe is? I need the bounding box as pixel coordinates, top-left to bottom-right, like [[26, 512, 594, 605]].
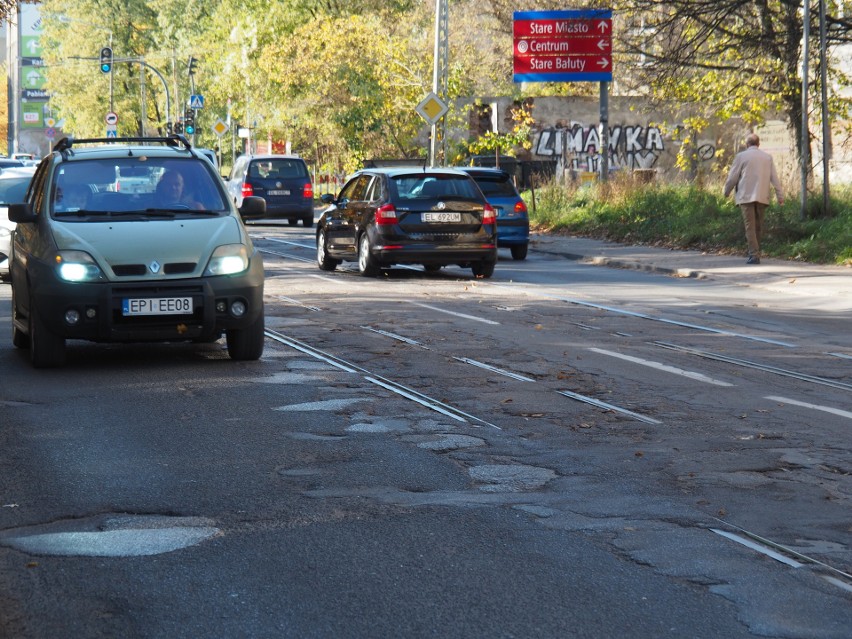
[[746, 256, 761, 264]]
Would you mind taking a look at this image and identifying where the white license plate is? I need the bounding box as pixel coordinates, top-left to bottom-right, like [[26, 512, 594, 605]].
[[122, 297, 193, 316], [267, 189, 290, 196], [422, 212, 461, 223]]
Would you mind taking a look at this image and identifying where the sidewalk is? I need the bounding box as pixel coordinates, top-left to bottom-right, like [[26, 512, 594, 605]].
[[529, 232, 852, 307]]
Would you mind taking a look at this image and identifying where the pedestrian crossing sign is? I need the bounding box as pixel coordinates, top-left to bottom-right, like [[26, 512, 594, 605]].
[[189, 94, 204, 109]]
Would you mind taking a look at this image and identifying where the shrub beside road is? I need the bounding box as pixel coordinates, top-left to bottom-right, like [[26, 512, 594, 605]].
[[527, 180, 852, 266]]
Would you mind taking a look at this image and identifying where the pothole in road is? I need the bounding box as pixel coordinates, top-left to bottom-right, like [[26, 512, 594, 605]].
[[418, 434, 486, 451], [469, 464, 557, 492], [0, 514, 219, 557]]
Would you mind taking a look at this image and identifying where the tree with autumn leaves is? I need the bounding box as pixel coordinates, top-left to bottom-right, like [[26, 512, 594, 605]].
[[33, 0, 852, 191]]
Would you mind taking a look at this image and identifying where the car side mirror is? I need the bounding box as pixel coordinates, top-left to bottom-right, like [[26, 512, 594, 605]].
[[320, 193, 335, 204], [239, 195, 266, 219], [8, 202, 36, 223]]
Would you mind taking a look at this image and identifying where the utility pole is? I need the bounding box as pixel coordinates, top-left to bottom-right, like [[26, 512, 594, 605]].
[[801, 0, 810, 221], [430, 0, 449, 167]]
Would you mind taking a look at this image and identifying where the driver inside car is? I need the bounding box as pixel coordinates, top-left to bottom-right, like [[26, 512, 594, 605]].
[[155, 170, 202, 210]]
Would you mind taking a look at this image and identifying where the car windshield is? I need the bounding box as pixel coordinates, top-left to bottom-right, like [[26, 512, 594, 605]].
[[392, 175, 481, 201], [50, 157, 228, 218], [0, 177, 33, 205]]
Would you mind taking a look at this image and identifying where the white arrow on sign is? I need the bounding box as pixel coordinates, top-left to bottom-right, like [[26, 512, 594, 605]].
[[597, 58, 610, 69]]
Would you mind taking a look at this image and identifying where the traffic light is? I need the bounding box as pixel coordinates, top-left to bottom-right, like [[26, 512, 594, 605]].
[[99, 47, 113, 73], [174, 122, 183, 134], [184, 108, 195, 135], [188, 56, 198, 76]]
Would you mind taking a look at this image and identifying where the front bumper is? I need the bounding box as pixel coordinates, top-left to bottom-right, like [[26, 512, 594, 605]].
[[28, 257, 264, 343]]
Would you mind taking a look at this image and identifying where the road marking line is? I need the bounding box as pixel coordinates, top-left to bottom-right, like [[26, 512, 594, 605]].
[[408, 301, 500, 325], [488, 282, 797, 347], [589, 347, 734, 387], [765, 395, 852, 420]]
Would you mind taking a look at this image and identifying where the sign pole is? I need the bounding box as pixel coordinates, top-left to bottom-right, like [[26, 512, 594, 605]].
[[600, 81, 609, 182]]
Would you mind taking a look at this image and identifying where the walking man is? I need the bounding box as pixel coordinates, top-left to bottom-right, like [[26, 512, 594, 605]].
[[724, 133, 784, 264]]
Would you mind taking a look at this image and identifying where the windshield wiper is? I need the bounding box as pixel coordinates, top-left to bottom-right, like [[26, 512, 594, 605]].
[[54, 209, 111, 217]]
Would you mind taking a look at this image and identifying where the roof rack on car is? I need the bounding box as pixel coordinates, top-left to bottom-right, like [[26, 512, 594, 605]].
[[52, 134, 192, 156]]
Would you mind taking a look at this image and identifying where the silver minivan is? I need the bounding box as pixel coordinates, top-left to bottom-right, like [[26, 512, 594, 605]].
[[8, 135, 267, 367]]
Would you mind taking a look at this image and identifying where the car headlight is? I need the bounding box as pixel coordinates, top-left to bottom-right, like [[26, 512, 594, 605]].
[[55, 251, 105, 282], [204, 244, 249, 276]]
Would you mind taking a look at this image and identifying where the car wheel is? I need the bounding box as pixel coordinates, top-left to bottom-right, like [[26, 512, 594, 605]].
[[510, 243, 528, 260], [423, 264, 441, 273], [287, 219, 297, 226], [471, 259, 495, 279], [303, 216, 314, 228], [11, 284, 29, 349], [358, 233, 380, 277], [317, 230, 340, 272], [226, 308, 265, 361], [29, 294, 66, 368]]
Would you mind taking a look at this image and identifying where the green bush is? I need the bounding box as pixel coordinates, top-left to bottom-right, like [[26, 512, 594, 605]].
[[526, 177, 852, 266]]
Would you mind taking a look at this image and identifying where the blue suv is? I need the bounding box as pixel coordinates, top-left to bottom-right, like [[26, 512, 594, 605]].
[[458, 167, 529, 260]]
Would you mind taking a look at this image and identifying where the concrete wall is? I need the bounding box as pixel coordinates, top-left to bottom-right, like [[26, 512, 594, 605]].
[[466, 96, 800, 186]]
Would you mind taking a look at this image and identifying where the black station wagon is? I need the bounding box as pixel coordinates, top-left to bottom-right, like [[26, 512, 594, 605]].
[[316, 167, 498, 278]]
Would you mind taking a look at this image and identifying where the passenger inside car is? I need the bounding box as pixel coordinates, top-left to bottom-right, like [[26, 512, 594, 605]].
[[55, 184, 91, 212]]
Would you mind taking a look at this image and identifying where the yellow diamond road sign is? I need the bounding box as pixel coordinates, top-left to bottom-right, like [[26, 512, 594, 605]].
[[416, 92, 448, 125], [212, 119, 229, 137]]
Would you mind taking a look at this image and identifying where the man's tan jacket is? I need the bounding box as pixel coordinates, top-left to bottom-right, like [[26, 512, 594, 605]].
[[724, 146, 783, 205]]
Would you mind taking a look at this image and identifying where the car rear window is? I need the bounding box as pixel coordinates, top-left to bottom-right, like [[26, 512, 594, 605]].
[[392, 175, 481, 201], [249, 159, 308, 179], [471, 176, 518, 198]]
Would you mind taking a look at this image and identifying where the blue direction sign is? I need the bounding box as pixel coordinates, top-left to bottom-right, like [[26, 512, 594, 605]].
[[189, 94, 204, 109]]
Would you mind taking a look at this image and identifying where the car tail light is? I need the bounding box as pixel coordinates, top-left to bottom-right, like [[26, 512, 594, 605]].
[[375, 203, 397, 225], [482, 203, 496, 225], [303, 182, 314, 199], [514, 200, 528, 214], [241, 183, 254, 198]]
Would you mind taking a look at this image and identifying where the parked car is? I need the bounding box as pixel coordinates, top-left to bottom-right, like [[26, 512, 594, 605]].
[[457, 166, 529, 260], [196, 148, 218, 170], [226, 154, 314, 226], [0, 158, 26, 171], [316, 167, 498, 278], [0, 166, 37, 280], [7, 134, 267, 367]]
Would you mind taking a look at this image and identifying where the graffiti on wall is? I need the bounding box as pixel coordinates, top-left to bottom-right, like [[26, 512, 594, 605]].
[[532, 122, 722, 174]]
